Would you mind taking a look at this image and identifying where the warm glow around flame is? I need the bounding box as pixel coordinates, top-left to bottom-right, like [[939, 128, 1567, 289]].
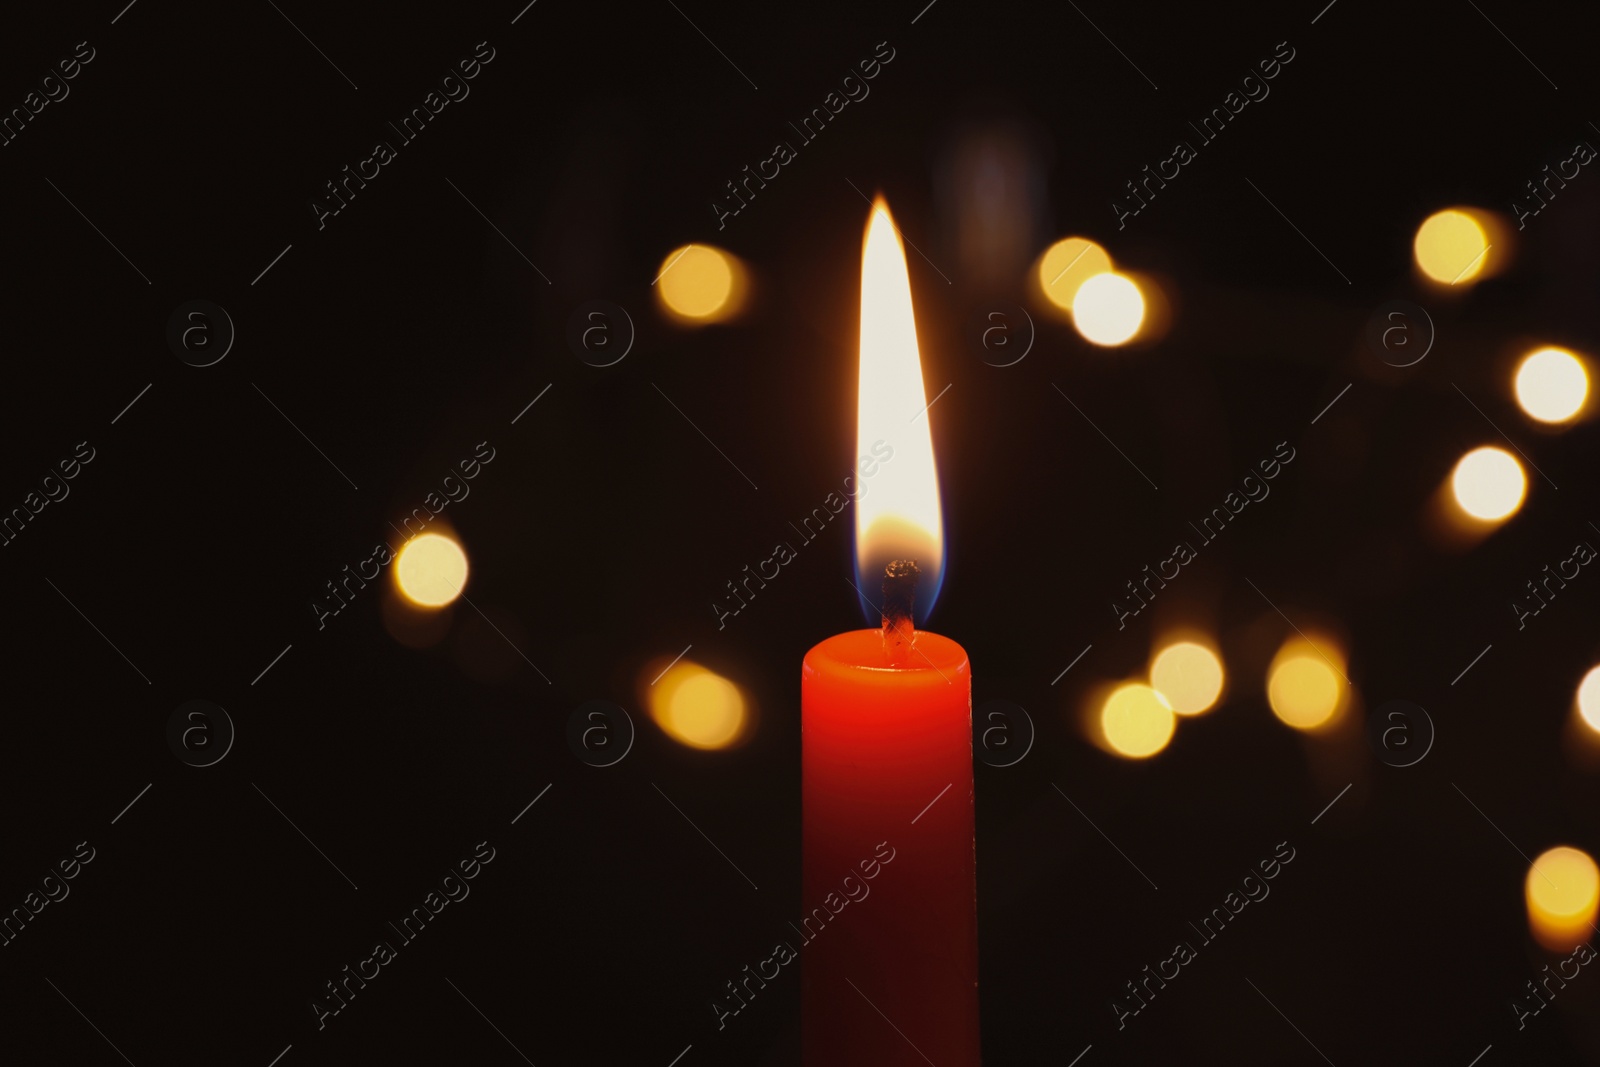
[[855, 198, 944, 621]]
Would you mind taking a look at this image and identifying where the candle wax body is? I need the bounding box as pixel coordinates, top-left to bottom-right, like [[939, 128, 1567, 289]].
[[801, 628, 979, 1064]]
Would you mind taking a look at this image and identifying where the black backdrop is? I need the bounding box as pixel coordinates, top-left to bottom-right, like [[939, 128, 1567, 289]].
[[3, 0, 1600, 1063]]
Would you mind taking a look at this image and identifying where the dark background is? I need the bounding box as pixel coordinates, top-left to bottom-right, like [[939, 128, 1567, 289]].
[[2, 0, 1599, 1063]]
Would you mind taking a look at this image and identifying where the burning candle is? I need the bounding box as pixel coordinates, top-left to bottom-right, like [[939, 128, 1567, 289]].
[[800, 199, 980, 1065]]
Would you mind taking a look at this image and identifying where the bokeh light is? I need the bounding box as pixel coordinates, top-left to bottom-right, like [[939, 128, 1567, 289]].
[[394, 533, 468, 607], [1267, 640, 1345, 730], [1450, 446, 1526, 521], [1037, 237, 1112, 312], [1515, 347, 1588, 424], [1099, 683, 1176, 758], [1526, 846, 1600, 952], [1149, 641, 1224, 716], [647, 659, 749, 750], [656, 244, 741, 322], [1577, 666, 1600, 734], [1073, 272, 1145, 346], [1414, 209, 1490, 284]]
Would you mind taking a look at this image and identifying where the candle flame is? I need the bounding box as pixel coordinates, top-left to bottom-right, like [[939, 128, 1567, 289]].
[[854, 197, 944, 624]]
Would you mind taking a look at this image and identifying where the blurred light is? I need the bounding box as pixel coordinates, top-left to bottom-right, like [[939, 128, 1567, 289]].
[[1414, 209, 1490, 284], [1073, 272, 1145, 346], [647, 660, 748, 750], [1526, 846, 1600, 952], [1037, 237, 1112, 312], [394, 533, 468, 607], [1515, 347, 1588, 424], [1150, 641, 1225, 716], [657, 244, 740, 322], [1451, 446, 1526, 521], [1100, 683, 1176, 758], [1578, 666, 1600, 734], [1267, 640, 1345, 730], [941, 125, 1045, 289]]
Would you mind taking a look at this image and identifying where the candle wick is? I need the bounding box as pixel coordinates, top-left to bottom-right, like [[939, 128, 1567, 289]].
[[881, 559, 919, 665]]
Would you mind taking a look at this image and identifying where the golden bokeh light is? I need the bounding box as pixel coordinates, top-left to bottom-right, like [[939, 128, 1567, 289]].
[[657, 244, 741, 322], [1073, 272, 1145, 346], [1450, 446, 1526, 521], [1526, 846, 1600, 952], [394, 533, 469, 607], [647, 660, 749, 750], [1150, 641, 1225, 716], [1577, 666, 1600, 734], [1414, 209, 1490, 284], [1100, 683, 1176, 758], [1037, 237, 1113, 312], [1266, 640, 1345, 730], [1515, 347, 1588, 424]]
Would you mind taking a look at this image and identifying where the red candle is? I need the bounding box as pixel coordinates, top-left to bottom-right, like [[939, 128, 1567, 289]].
[[800, 200, 980, 1064]]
